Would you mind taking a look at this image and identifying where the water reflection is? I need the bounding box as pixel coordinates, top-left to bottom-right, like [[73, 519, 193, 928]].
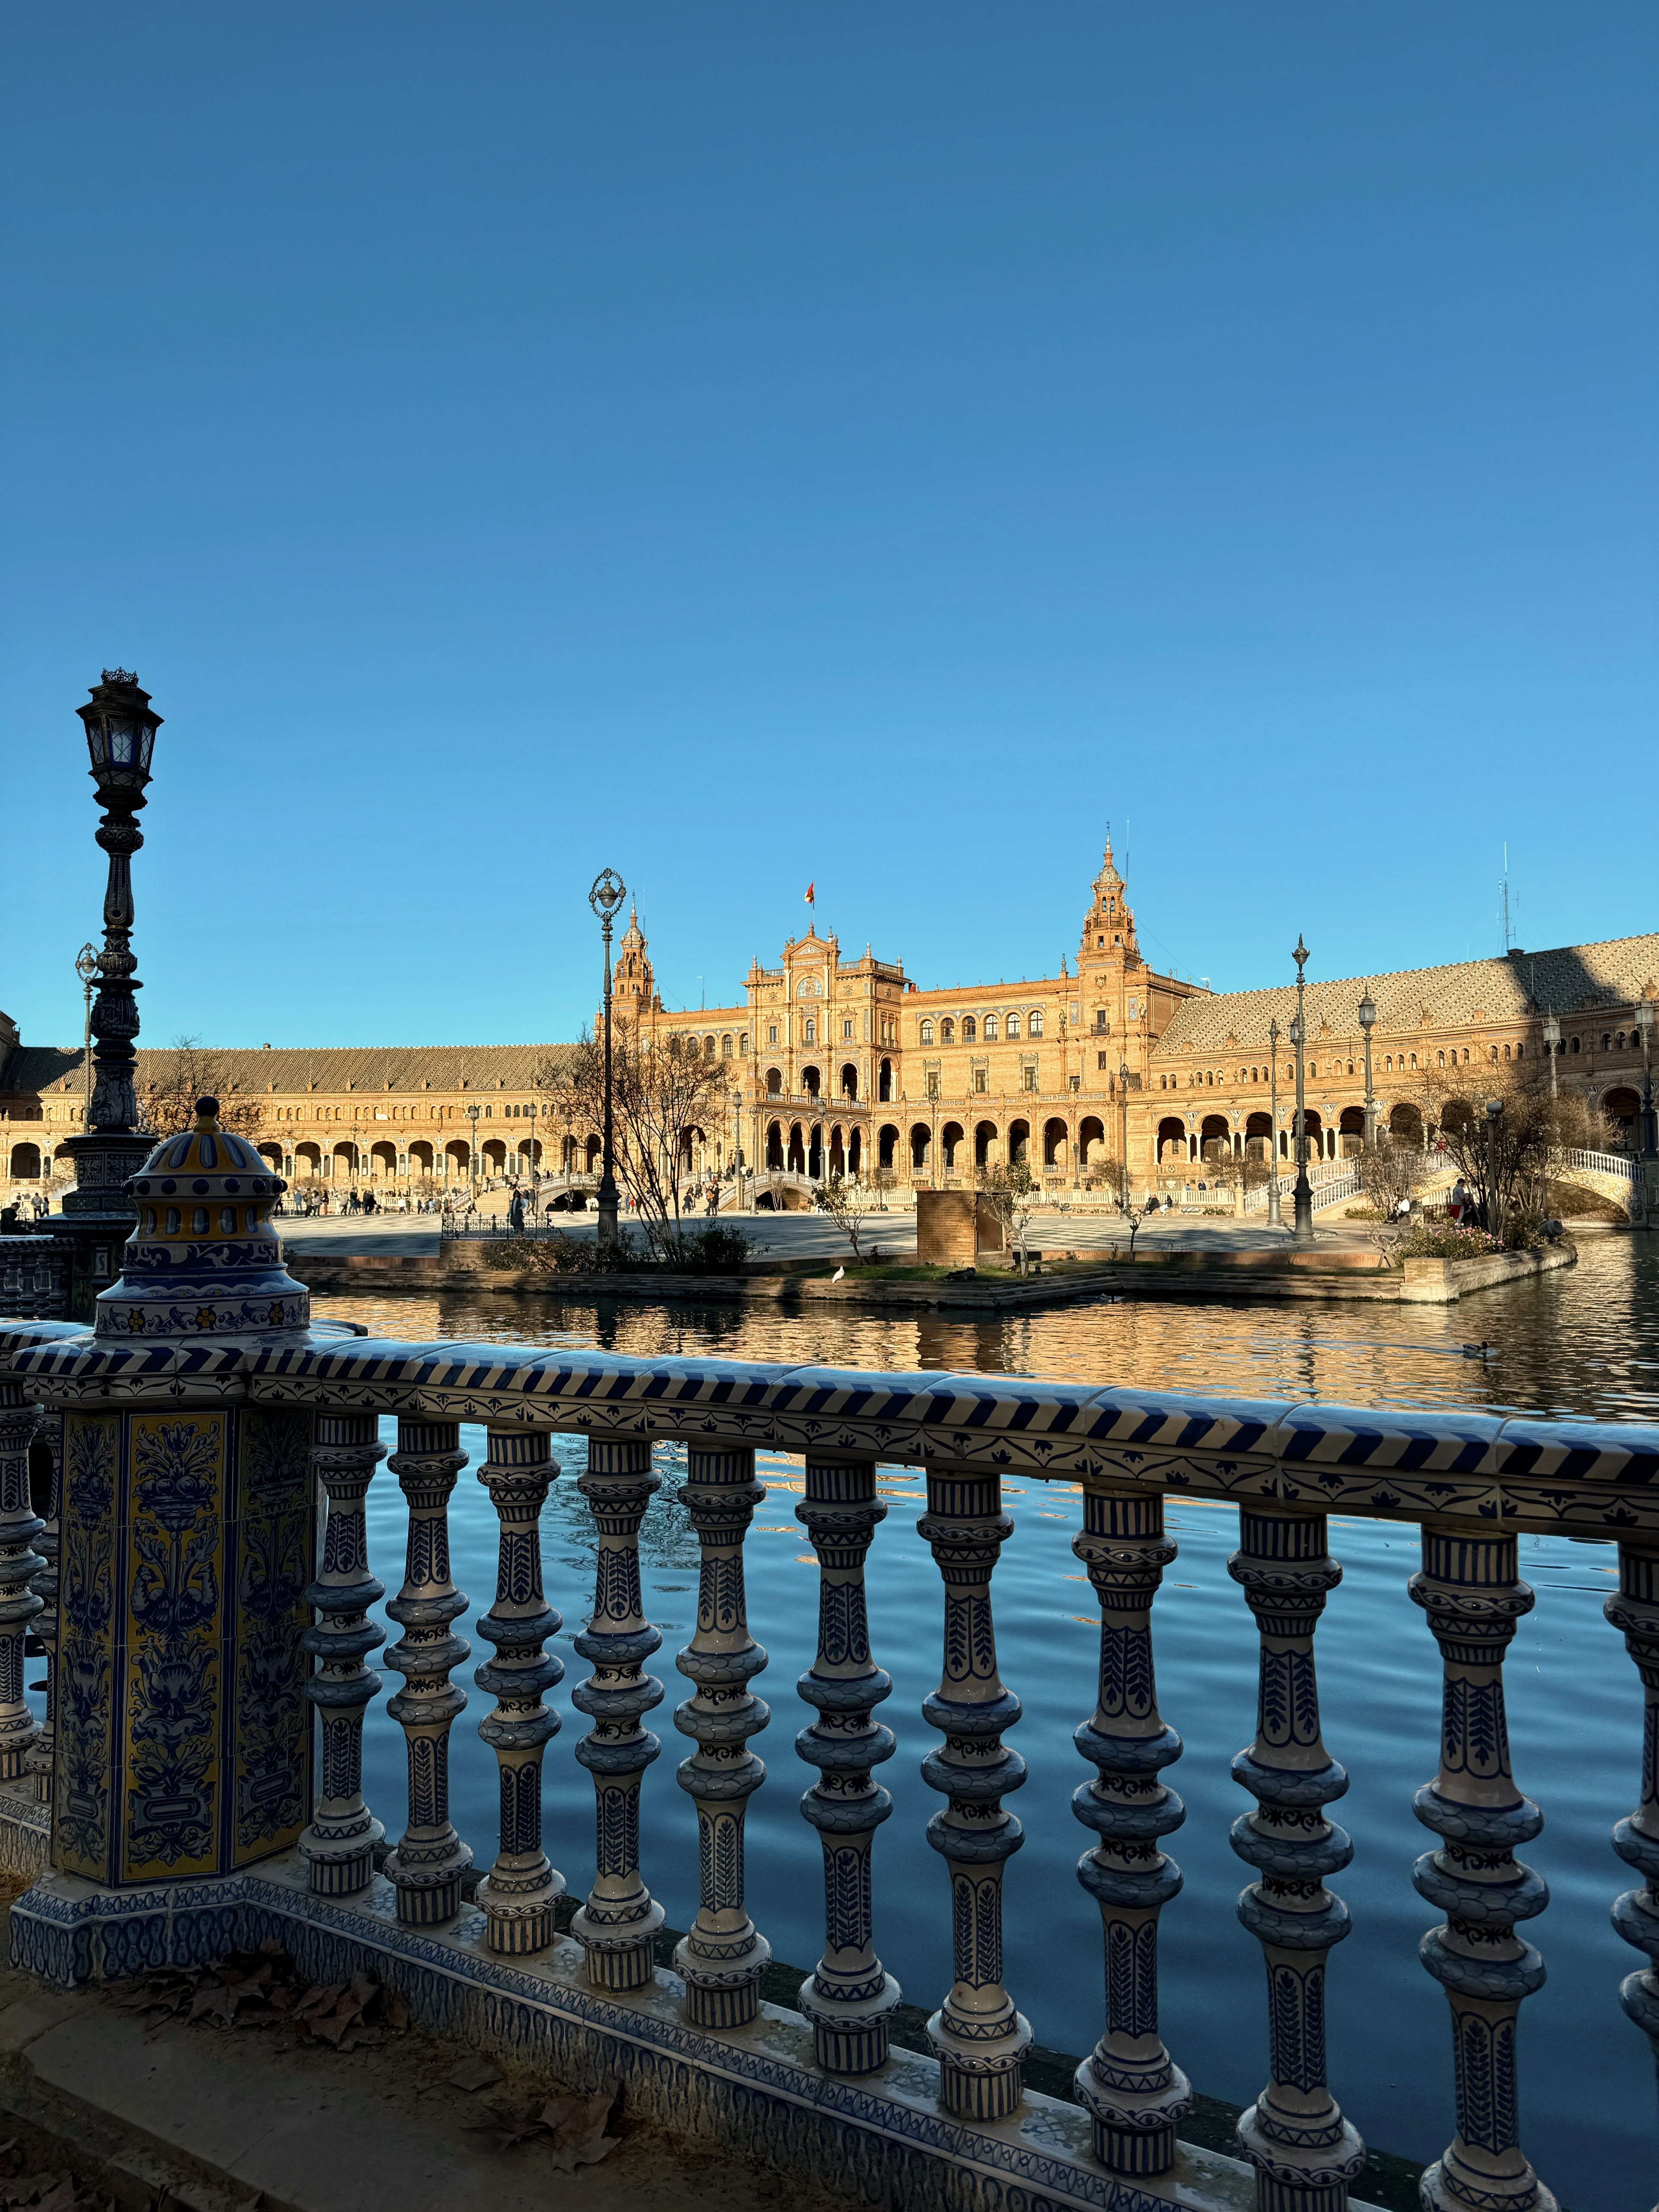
[[315, 1232, 1659, 1421]]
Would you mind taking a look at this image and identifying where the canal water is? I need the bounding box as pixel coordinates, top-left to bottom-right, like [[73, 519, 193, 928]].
[[313, 1231, 1659, 2208]]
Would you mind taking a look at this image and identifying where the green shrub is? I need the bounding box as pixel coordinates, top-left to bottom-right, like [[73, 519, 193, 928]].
[[659, 1224, 753, 1275], [1398, 1224, 1498, 1262]]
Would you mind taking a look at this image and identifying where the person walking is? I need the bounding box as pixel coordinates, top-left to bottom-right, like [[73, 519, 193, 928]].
[[1449, 1178, 1468, 1224]]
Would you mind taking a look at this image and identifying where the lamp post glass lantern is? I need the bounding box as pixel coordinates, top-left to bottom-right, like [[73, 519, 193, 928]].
[[1290, 937, 1313, 1239], [589, 868, 627, 1250]]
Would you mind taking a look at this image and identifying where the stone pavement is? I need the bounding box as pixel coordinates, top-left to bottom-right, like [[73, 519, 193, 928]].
[[0, 1949, 849, 2212], [278, 1206, 1381, 1266]]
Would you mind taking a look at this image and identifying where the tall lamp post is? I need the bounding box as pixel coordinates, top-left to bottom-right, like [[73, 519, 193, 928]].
[[1117, 1058, 1131, 1214], [1543, 1011, 1560, 1101], [60, 673, 165, 1319], [1290, 935, 1313, 1240], [1357, 991, 1377, 1150], [1484, 1099, 1505, 1240], [1266, 1017, 1283, 1229], [74, 944, 98, 1131], [589, 868, 627, 1250], [466, 1103, 481, 1208]]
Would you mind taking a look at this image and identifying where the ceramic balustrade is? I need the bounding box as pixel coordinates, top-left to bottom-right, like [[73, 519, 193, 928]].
[[9, 1318, 1659, 2212]]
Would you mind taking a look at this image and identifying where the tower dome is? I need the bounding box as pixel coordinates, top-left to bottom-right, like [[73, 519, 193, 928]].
[[96, 1097, 309, 1339]]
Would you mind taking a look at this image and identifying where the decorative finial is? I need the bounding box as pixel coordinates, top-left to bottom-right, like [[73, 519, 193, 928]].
[[1293, 934, 1309, 978], [194, 1096, 220, 1125]]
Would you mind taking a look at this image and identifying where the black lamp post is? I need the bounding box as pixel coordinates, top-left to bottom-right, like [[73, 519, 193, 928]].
[[1290, 935, 1313, 1240], [1484, 1098, 1505, 1240], [590, 868, 626, 1250], [1266, 1016, 1283, 1229], [1358, 991, 1377, 1150], [1637, 1001, 1656, 1225], [59, 671, 166, 1318], [1118, 1058, 1131, 1214]]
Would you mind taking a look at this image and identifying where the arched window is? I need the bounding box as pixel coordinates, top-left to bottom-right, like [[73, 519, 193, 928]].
[[1503, 1044, 1511, 1061], [1570, 1036, 1580, 1052], [1005, 1013, 1020, 1039], [804, 1018, 815, 1043], [721, 1035, 733, 1058], [1437, 1050, 1446, 1067], [983, 1014, 998, 1041], [1029, 1009, 1043, 1036], [1462, 1048, 1471, 1064], [704, 1036, 715, 1058], [1410, 1053, 1417, 1068], [941, 1018, 955, 1043], [1491, 1046, 1500, 1063], [920, 1019, 935, 1044], [962, 1017, 976, 1042], [1603, 1033, 1612, 1051]]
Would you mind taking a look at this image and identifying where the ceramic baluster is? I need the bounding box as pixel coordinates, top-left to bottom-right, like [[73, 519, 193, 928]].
[[300, 1410, 387, 1895], [1229, 1503, 1364, 2212], [795, 1451, 901, 2073], [0, 1373, 43, 1781], [1411, 1522, 1557, 2212], [1608, 1533, 1659, 2209], [385, 1418, 473, 1924], [918, 1462, 1031, 2121], [474, 1426, 563, 1954], [24, 1407, 61, 1807], [1071, 1475, 1192, 2176], [571, 1437, 667, 1991], [673, 1440, 772, 2028]]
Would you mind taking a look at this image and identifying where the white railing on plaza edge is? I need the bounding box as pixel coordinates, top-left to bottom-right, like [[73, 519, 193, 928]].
[[2, 1317, 1656, 2212]]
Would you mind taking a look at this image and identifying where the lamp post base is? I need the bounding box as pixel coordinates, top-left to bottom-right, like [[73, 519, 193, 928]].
[[1292, 1175, 1313, 1240]]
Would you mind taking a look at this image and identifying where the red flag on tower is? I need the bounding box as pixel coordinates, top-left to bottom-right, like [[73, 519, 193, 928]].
[[804, 882, 815, 906]]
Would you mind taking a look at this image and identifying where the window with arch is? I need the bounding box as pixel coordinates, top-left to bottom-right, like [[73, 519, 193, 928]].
[[1462, 1048, 1471, 1063], [1603, 1033, 1612, 1051], [804, 1018, 816, 1043], [983, 1015, 998, 1041], [920, 1019, 935, 1044], [1437, 1050, 1446, 1067], [1570, 1036, 1580, 1052], [962, 1016, 977, 1042], [1410, 1052, 1417, 1068], [1618, 1030, 1627, 1050], [941, 1017, 955, 1043], [721, 1035, 733, 1058], [1005, 1013, 1020, 1039], [1029, 1009, 1043, 1036]]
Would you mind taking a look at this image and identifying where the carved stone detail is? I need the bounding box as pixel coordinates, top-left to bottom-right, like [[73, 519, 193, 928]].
[[299, 1411, 386, 1895], [384, 1420, 472, 1925]]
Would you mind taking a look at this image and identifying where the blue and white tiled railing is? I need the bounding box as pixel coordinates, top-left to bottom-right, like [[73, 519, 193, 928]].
[[3, 1318, 1657, 2212]]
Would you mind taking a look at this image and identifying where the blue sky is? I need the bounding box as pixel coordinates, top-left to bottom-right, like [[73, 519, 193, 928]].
[[4, 4, 1653, 1048]]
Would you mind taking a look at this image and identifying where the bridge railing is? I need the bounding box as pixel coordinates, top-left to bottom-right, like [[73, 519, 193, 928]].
[[2, 1320, 1653, 2211]]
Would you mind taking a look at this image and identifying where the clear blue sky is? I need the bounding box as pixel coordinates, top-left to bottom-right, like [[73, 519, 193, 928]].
[[4, 4, 1653, 1049]]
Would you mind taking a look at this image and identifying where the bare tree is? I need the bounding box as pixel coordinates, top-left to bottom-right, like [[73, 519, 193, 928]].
[[1417, 1062, 1604, 1236], [813, 1173, 870, 1263], [138, 1036, 266, 1141], [976, 1159, 1039, 1266], [534, 1024, 731, 1259], [1355, 1137, 1426, 1221]]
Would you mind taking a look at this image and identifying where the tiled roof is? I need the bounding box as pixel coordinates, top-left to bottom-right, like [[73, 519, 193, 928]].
[[1153, 934, 1659, 1059], [4, 1041, 575, 1100]]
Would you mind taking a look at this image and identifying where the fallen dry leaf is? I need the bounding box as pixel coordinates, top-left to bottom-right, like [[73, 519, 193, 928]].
[[446, 2056, 503, 2094]]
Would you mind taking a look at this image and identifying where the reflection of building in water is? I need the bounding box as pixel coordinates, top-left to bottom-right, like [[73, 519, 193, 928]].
[[4, 839, 1655, 1200]]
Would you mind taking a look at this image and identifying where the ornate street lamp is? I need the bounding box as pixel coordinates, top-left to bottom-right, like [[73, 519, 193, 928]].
[[58, 673, 166, 1317], [1357, 991, 1377, 1150], [1290, 936, 1313, 1240], [589, 868, 627, 1250], [74, 944, 98, 1131], [1637, 998, 1656, 1169], [1266, 1016, 1283, 1229], [466, 1103, 482, 1206], [1542, 1010, 1561, 1101], [1113, 1058, 1132, 1214]]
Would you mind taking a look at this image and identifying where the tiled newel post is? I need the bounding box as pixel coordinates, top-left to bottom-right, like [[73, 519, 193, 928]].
[[0, 1372, 44, 1783], [25, 1409, 63, 1807], [473, 1425, 563, 1954], [571, 1437, 666, 1990], [10, 1103, 313, 1959], [385, 1419, 473, 1925], [300, 1411, 386, 1894], [1608, 1535, 1659, 2203], [673, 1440, 771, 2028], [1071, 1475, 1191, 2175], [918, 1463, 1031, 2121], [1229, 1503, 1364, 2212], [1411, 1524, 1557, 2212], [795, 1451, 900, 2073]]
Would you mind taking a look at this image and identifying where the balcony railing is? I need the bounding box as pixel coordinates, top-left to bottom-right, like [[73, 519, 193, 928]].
[[0, 1316, 1653, 2212]]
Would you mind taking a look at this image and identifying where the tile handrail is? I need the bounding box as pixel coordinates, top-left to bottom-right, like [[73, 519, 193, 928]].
[[3, 1312, 1653, 2212]]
